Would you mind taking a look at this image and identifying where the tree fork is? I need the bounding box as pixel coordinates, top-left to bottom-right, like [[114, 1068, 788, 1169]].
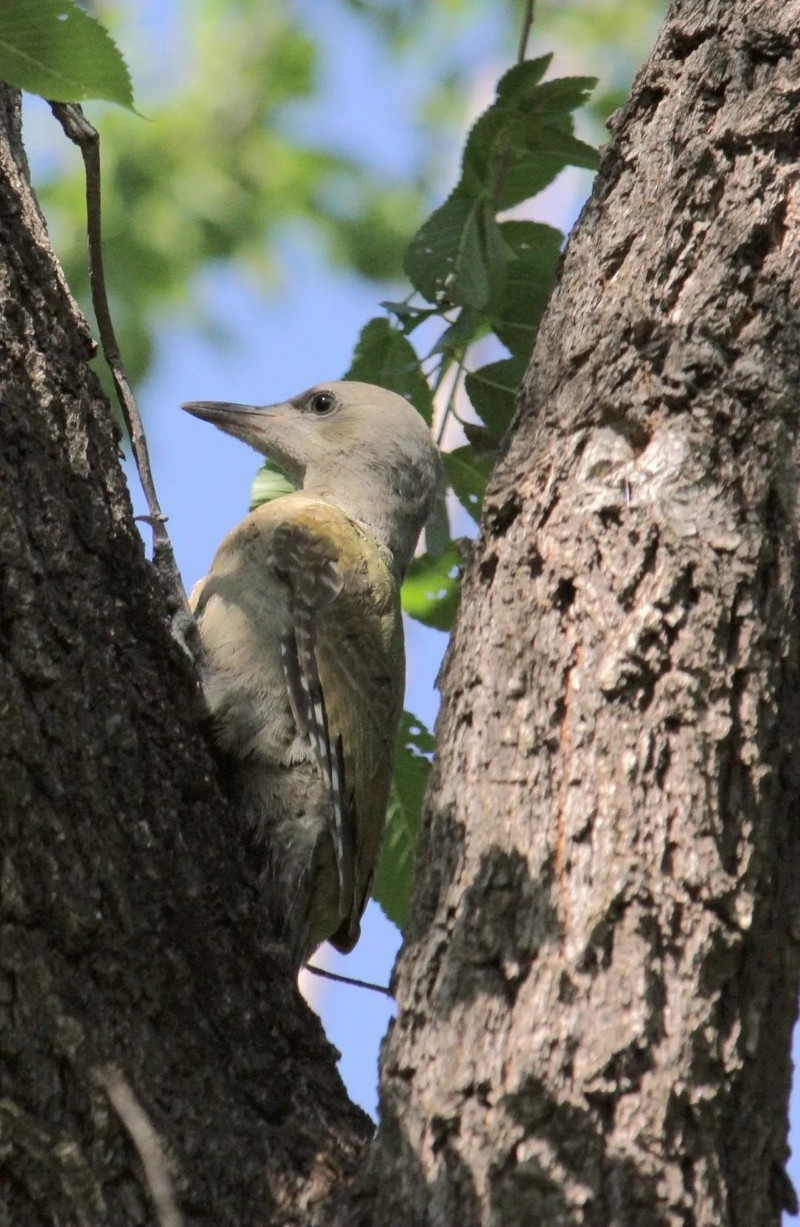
[[359, 3, 800, 1225]]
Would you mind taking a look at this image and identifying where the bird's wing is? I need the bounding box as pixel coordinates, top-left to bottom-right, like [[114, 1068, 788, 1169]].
[[272, 502, 402, 946], [310, 536, 403, 950], [318, 624, 401, 952], [272, 517, 356, 914]]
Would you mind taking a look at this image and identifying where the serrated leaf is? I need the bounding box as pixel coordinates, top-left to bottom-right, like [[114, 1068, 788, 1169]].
[[523, 75, 598, 115], [405, 58, 595, 316], [250, 459, 296, 510], [406, 194, 520, 316], [491, 124, 597, 214], [373, 711, 434, 930], [0, 0, 134, 109], [442, 445, 495, 523], [345, 317, 433, 424], [462, 59, 597, 211], [405, 190, 489, 311], [489, 220, 562, 356], [401, 546, 461, 631], [495, 54, 553, 101], [465, 354, 528, 440], [462, 56, 554, 190], [492, 141, 594, 214]]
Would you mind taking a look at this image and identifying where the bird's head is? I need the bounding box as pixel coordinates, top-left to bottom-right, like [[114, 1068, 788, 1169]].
[[182, 380, 441, 576]]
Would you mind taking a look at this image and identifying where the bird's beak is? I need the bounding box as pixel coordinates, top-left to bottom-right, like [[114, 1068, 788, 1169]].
[[181, 399, 307, 482], [181, 400, 286, 445], [182, 400, 271, 427]]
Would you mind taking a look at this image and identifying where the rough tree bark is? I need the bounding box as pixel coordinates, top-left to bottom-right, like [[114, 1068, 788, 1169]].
[[354, 2, 800, 1225], [0, 89, 370, 1225]]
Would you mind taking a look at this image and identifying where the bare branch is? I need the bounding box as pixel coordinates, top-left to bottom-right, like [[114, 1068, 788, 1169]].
[[49, 102, 191, 629], [96, 1065, 184, 1227], [305, 962, 394, 997]]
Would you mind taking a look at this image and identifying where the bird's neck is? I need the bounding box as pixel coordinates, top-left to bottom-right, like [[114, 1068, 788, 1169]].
[[303, 478, 422, 579]]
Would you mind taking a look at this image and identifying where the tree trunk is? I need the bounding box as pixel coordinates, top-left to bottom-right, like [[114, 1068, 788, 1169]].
[[0, 89, 369, 1225], [360, 2, 800, 1224]]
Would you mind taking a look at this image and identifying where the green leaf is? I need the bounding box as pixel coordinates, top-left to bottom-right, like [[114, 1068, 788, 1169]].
[[423, 490, 452, 557], [462, 421, 499, 454], [405, 193, 520, 315], [442, 446, 495, 523], [0, 0, 134, 109], [345, 317, 433, 424], [464, 354, 528, 440], [461, 59, 597, 212], [373, 711, 434, 930], [401, 547, 461, 631], [250, 460, 296, 510], [483, 208, 517, 302], [496, 54, 552, 99], [489, 220, 562, 356], [461, 55, 554, 191], [491, 130, 597, 216], [405, 58, 596, 315], [405, 190, 490, 311], [524, 74, 599, 115], [493, 130, 597, 214]]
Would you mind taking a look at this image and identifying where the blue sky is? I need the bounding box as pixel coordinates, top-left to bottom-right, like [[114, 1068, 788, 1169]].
[[23, 0, 800, 1203]]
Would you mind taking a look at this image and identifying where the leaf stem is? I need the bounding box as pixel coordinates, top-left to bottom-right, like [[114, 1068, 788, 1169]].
[[435, 360, 465, 447], [517, 0, 536, 64]]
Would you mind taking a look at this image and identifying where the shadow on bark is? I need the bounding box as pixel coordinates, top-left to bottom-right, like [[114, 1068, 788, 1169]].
[[373, 1070, 672, 1227], [424, 845, 562, 1011]]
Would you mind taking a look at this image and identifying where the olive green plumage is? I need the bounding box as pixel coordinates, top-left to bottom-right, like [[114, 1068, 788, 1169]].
[[183, 382, 440, 966]]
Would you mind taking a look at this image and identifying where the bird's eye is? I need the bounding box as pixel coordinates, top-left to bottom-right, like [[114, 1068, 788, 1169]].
[[309, 391, 335, 415]]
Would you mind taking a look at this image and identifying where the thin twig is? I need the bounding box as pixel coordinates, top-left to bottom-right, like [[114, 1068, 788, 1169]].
[[516, 0, 536, 63], [435, 360, 465, 448], [49, 102, 189, 621], [96, 1065, 184, 1227], [305, 962, 394, 997]]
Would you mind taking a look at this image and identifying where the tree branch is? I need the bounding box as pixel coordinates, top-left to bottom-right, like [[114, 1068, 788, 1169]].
[[49, 102, 192, 635]]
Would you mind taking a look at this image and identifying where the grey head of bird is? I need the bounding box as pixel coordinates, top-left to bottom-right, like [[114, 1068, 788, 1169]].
[[182, 380, 441, 577]]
